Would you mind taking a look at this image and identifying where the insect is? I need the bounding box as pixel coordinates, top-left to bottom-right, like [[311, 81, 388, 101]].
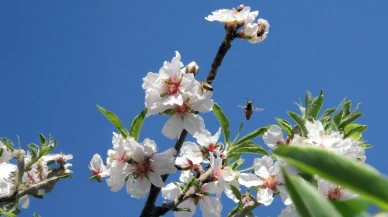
[[238, 99, 264, 120], [200, 80, 213, 93]]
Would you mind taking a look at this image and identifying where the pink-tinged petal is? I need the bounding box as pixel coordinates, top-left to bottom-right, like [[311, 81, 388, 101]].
[[257, 188, 274, 206], [18, 195, 29, 209], [148, 172, 165, 188], [162, 116, 184, 139], [183, 113, 205, 136], [238, 173, 262, 187], [162, 182, 182, 200], [176, 199, 196, 217], [199, 197, 222, 217]]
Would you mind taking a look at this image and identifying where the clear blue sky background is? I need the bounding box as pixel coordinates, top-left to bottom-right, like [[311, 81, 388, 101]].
[[1, 1, 387, 217]]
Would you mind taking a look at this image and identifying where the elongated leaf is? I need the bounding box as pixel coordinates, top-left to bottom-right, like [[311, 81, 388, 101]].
[[331, 198, 370, 217], [0, 138, 14, 152], [232, 121, 244, 145], [275, 118, 293, 136], [288, 112, 308, 137], [342, 100, 352, 118], [339, 112, 363, 130], [320, 108, 337, 120], [310, 90, 324, 119], [354, 103, 361, 112], [129, 108, 147, 141], [305, 91, 313, 118], [331, 110, 343, 130], [282, 168, 342, 217], [213, 103, 230, 146], [234, 126, 269, 147], [361, 143, 372, 149], [274, 146, 388, 210], [27, 143, 40, 160], [38, 133, 46, 148], [344, 124, 367, 138], [231, 158, 245, 170], [230, 184, 242, 203], [227, 205, 243, 217], [96, 105, 129, 137], [229, 140, 268, 156]]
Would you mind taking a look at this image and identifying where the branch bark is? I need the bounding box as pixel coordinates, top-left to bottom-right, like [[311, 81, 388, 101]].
[[140, 29, 237, 217]]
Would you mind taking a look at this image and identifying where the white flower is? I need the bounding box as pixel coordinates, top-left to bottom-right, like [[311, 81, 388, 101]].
[[193, 127, 223, 153], [263, 125, 285, 149], [253, 156, 291, 206], [0, 162, 16, 196], [305, 120, 365, 161], [161, 182, 222, 217], [89, 154, 110, 181], [162, 87, 213, 139], [142, 51, 200, 117], [0, 141, 13, 163], [209, 153, 239, 203], [279, 205, 299, 217], [22, 160, 49, 184], [317, 178, 356, 200], [244, 18, 270, 44], [107, 136, 177, 198], [18, 195, 30, 209], [175, 142, 203, 183], [205, 6, 252, 23]]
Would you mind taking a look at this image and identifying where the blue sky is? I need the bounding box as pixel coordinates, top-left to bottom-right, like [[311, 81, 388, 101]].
[[1, 1, 388, 216]]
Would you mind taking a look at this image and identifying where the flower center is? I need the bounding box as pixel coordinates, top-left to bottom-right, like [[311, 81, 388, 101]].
[[175, 102, 190, 116], [136, 161, 151, 175], [208, 143, 216, 152], [117, 152, 126, 162], [263, 176, 277, 189], [328, 187, 342, 200], [163, 77, 180, 95]]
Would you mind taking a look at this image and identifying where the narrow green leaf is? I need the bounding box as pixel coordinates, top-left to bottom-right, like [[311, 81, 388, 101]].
[[320, 108, 337, 120], [282, 167, 342, 217], [0, 138, 14, 152], [27, 143, 40, 160], [234, 126, 269, 147], [288, 112, 308, 137], [344, 124, 367, 138], [227, 205, 243, 217], [310, 90, 324, 119], [354, 103, 361, 112], [213, 103, 230, 146], [342, 100, 352, 118], [38, 133, 46, 148], [232, 121, 244, 145], [274, 146, 388, 210], [275, 118, 293, 136], [129, 108, 147, 141], [331, 110, 343, 131], [231, 158, 245, 170], [305, 91, 313, 118], [96, 105, 129, 137], [339, 112, 363, 130], [229, 140, 268, 156], [331, 198, 370, 217], [360, 143, 372, 149], [230, 184, 242, 203]]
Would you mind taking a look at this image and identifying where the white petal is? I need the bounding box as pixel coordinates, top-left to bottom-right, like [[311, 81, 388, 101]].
[[162, 116, 184, 139], [263, 125, 284, 149], [199, 197, 222, 217], [238, 173, 262, 187], [152, 148, 177, 174], [127, 176, 151, 199], [175, 199, 196, 217], [162, 182, 182, 200], [183, 114, 205, 136], [257, 188, 274, 206], [148, 172, 165, 188], [18, 195, 30, 209]]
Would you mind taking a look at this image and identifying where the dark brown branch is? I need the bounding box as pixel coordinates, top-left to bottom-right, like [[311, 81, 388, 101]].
[[140, 25, 236, 217]]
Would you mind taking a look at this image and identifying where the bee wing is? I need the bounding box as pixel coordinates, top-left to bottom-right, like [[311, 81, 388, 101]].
[[237, 105, 245, 109], [253, 107, 265, 112]]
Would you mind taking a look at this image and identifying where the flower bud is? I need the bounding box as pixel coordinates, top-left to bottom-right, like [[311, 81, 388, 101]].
[[185, 61, 200, 76]]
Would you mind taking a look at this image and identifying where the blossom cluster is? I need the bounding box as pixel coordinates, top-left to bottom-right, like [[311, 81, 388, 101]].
[[0, 139, 73, 210]]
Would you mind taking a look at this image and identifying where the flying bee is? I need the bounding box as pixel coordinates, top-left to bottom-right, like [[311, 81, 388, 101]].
[[200, 80, 213, 93], [238, 99, 264, 120]]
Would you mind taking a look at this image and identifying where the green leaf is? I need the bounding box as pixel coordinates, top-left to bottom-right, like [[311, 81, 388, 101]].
[[282, 167, 342, 217], [310, 90, 324, 119], [231, 158, 245, 170], [275, 118, 293, 136], [344, 124, 367, 138], [354, 103, 361, 112], [320, 108, 337, 120], [38, 133, 46, 148], [41, 138, 56, 156], [338, 112, 363, 130], [360, 143, 372, 149], [0, 210, 17, 217], [227, 205, 243, 217], [213, 103, 230, 146], [230, 184, 242, 203], [331, 110, 343, 131], [27, 143, 40, 160], [229, 140, 268, 156], [305, 91, 313, 118], [232, 121, 244, 145], [288, 112, 308, 137], [96, 105, 129, 137], [0, 138, 14, 152], [342, 100, 352, 118], [234, 126, 269, 147], [274, 146, 388, 210], [331, 198, 370, 217], [33, 213, 42, 217], [129, 108, 147, 141]]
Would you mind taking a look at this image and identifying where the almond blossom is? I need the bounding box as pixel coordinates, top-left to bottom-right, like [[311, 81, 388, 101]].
[[317, 178, 356, 200], [103, 133, 177, 198], [205, 6, 252, 23], [243, 18, 270, 44], [89, 154, 110, 182]]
